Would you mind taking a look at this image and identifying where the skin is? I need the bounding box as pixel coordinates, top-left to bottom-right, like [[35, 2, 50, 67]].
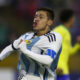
[[63, 16, 75, 29], [33, 11, 53, 36], [17, 11, 54, 50]]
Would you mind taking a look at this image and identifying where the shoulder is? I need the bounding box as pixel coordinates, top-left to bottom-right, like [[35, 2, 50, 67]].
[[51, 32, 62, 45], [52, 32, 62, 40], [23, 31, 34, 36], [54, 25, 66, 33], [45, 31, 62, 42], [15, 32, 34, 41], [22, 32, 34, 39], [37, 32, 62, 53], [53, 25, 70, 38], [37, 31, 62, 46]]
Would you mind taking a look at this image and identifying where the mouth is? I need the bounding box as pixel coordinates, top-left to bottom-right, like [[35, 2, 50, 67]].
[[33, 22, 38, 28]]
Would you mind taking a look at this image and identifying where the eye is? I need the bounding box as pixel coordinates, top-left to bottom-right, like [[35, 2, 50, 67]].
[[40, 16, 43, 19], [40, 15, 44, 19]]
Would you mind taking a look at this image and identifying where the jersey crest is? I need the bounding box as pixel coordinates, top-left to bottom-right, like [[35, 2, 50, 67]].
[[24, 40, 32, 44]]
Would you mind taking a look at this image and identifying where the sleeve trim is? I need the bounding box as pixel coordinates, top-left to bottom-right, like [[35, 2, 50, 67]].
[[12, 42, 17, 50]]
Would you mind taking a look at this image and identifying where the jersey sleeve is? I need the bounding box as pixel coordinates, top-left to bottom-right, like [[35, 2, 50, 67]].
[[69, 43, 80, 55], [46, 34, 62, 59], [0, 34, 25, 61], [38, 33, 62, 59]]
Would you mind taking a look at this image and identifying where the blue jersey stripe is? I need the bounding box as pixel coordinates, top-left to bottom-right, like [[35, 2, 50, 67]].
[[27, 37, 40, 50], [23, 36, 40, 74], [34, 62, 40, 76], [50, 46, 62, 72], [21, 54, 30, 72], [46, 49, 56, 59], [17, 60, 20, 70], [24, 35, 28, 39]]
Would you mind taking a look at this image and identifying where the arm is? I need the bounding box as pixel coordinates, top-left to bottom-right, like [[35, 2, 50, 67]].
[[19, 34, 62, 66], [0, 44, 13, 61], [64, 35, 80, 55], [0, 36, 23, 61], [19, 42, 53, 66], [69, 43, 80, 55], [70, 36, 80, 55]]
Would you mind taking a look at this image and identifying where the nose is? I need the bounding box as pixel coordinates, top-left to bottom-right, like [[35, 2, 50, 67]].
[[36, 15, 41, 20], [34, 17, 39, 22]]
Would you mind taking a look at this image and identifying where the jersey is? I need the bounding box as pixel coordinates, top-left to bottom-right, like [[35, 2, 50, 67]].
[[53, 25, 80, 74], [13, 31, 62, 80]]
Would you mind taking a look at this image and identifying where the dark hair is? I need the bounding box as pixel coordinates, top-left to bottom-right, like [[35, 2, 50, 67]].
[[60, 9, 74, 23], [36, 7, 54, 20]]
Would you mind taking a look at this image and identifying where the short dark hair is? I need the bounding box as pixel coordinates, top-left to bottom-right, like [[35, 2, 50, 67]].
[[60, 9, 74, 23], [36, 7, 54, 20]]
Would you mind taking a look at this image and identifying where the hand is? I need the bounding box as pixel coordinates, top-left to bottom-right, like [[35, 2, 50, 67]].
[[18, 39, 23, 46], [56, 68, 63, 75], [18, 41, 27, 53]]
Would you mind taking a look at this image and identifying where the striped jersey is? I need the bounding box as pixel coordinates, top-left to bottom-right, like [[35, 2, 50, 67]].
[[13, 31, 62, 80]]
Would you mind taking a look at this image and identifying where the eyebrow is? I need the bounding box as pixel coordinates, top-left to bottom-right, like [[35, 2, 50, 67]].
[[40, 14, 45, 17], [35, 14, 46, 17]]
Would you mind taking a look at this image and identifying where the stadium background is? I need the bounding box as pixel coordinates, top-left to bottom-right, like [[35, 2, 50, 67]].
[[0, 0, 80, 80]]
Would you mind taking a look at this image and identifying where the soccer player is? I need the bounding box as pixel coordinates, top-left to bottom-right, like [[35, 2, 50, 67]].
[[0, 7, 62, 80], [53, 9, 80, 80]]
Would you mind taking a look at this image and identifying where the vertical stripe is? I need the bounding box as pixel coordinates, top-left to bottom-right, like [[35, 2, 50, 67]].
[[45, 33, 56, 42], [44, 69, 48, 80], [27, 37, 40, 50], [24, 35, 28, 39], [34, 62, 40, 76], [28, 59, 35, 73], [54, 72, 57, 80], [17, 60, 21, 70], [21, 54, 30, 72], [50, 46, 62, 71], [26, 37, 40, 73], [47, 36, 51, 42], [18, 54, 27, 71], [52, 34, 56, 41], [50, 35, 53, 41]]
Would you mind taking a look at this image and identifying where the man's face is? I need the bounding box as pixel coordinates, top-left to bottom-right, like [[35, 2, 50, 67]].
[[33, 11, 52, 31], [69, 16, 75, 27]]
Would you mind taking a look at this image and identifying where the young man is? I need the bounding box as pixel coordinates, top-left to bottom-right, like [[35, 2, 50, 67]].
[[53, 9, 80, 80], [0, 7, 62, 80]]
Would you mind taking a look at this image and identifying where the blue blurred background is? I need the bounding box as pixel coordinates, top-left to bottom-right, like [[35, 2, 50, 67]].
[[0, 0, 80, 80]]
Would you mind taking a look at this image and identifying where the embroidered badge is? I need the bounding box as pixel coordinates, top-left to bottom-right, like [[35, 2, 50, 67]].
[[24, 40, 32, 44]]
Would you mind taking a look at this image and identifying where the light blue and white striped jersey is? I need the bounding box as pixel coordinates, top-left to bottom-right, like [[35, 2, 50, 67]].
[[14, 31, 62, 80]]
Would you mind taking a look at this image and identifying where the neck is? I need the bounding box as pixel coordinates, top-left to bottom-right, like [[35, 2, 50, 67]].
[[63, 22, 70, 29], [36, 26, 50, 36]]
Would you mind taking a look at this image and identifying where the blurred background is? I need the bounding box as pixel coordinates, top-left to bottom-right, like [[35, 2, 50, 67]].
[[0, 0, 80, 80]]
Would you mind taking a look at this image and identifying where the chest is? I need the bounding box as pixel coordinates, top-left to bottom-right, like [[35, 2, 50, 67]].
[[24, 34, 43, 54]]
